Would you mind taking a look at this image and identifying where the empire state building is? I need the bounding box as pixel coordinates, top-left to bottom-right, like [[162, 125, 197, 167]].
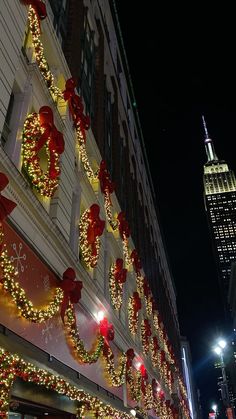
[[203, 117, 236, 308]]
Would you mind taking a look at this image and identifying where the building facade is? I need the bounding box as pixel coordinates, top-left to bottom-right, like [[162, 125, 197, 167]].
[[0, 0, 189, 417], [203, 117, 236, 311]]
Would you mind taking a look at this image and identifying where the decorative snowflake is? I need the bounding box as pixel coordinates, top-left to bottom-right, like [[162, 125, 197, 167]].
[[10, 242, 26, 273], [42, 320, 53, 344], [43, 274, 51, 292]]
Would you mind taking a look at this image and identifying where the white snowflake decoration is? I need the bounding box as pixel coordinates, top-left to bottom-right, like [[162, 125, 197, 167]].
[[10, 242, 26, 273]]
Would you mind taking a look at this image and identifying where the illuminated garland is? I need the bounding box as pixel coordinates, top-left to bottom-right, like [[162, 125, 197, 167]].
[[128, 292, 141, 335], [0, 243, 63, 323], [150, 336, 159, 367], [79, 206, 103, 269], [22, 112, 60, 197], [136, 272, 144, 296], [28, 5, 63, 100], [65, 305, 104, 364], [102, 345, 126, 387], [126, 367, 142, 402], [145, 294, 153, 317], [109, 260, 127, 310], [104, 189, 118, 230], [141, 319, 152, 355], [122, 234, 132, 267], [0, 347, 131, 418]]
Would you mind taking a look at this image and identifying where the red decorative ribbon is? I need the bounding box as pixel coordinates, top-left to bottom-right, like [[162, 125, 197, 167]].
[[60, 267, 83, 321], [22, 0, 47, 24], [33, 106, 64, 179], [87, 204, 105, 257], [126, 348, 135, 370], [143, 277, 150, 298], [0, 173, 17, 222], [133, 291, 142, 314], [98, 160, 115, 200], [99, 317, 114, 345], [130, 249, 142, 273], [117, 212, 130, 238], [114, 258, 127, 284], [63, 78, 90, 139]]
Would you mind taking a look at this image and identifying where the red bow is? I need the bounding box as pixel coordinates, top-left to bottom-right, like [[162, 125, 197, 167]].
[[99, 317, 114, 344], [130, 249, 142, 273], [0, 173, 17, 222], [87, 204, 105, 256], [143, 277, 150, 297], [98, 160, 115, 197], [140, 364, 148, 394], [133, 292, 142, 313], [117, 212, 130, 238], [114, 258, 127, 284], [60, 267, 83, 321], [22, 0, 47, 24], [63, 78, 90, 139], [33, 106, 64, 179]]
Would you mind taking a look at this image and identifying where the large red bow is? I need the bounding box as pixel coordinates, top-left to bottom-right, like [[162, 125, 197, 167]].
[[99, 317, 114, 344], [63, 78, 90, 139], [130, 249, 142, 273], [98, 160, 115, 197], [117, 212, 130, 238], [87, 204, 105, 256], [33, 106, 64, 179], [22, 0, 47, 21], [0, 173, 17, 222], [114, 258, 127, 284], [133, 291, 142, 313], [60, 267, 83, 321], [160, 350, 166, 363], [140, 364, 148, 394]]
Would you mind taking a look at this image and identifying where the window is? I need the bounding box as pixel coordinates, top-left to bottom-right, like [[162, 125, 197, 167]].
[[80, 15, 95, 122]]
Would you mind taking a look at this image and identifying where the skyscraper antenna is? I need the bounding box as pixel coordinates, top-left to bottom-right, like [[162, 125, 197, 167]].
[[202, 115, 209, 139]]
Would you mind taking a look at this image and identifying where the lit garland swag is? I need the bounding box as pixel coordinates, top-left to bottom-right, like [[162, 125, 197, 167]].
[[0, 347, 132, 419], [16, 1, 190, 414]]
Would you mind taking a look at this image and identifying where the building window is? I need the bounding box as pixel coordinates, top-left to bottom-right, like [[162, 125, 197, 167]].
[[48, 0, 69, 48], [104, 83, 112, 173], [80, 15, 95, 122], [1, 93, 15, 146]]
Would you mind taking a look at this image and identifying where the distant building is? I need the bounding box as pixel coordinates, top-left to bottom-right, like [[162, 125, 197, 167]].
[[181, 337, 201, 419], [202, 117, 236, 313]]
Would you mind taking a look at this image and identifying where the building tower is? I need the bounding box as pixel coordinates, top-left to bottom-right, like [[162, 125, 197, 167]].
[[203, 116, 236, 311]]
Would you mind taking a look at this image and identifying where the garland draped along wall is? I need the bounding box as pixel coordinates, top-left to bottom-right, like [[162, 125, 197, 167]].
[[0, 1, 191, 417]]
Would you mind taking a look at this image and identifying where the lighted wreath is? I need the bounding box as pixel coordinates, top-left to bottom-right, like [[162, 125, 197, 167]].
[[22, 106, 64, 197], [141, 319, 152, 355], [79, 204, 105, 268]]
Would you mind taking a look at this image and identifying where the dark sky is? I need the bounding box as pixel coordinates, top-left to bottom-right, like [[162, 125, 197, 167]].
[[115, 2, 236, 417]]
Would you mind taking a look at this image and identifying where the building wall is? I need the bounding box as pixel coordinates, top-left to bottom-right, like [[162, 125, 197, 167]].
[[0, 0, 186, 417]]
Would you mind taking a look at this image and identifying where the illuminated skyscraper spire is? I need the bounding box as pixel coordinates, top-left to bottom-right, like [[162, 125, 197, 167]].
[[202, 115, 218, 162]]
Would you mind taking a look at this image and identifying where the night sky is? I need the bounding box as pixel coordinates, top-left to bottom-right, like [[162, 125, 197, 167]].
[[116, 2, 236, 417]]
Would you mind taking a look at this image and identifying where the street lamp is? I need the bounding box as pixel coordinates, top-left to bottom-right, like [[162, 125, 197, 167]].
[[213, 339, 233, 415], [212, 404, 218, 416]]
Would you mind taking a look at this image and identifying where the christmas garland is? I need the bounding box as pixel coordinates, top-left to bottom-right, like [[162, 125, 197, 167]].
[[0, 239, 63, 323], [0, 347, 132, 419], [79, 204, 105, 269], [28, 5, 62, 100], [128, 292, 141, 335], [109, 259, 127, 310], [22, 109, 64, 197], [65, 305, 104, 364], [102, 344, 126, 387]]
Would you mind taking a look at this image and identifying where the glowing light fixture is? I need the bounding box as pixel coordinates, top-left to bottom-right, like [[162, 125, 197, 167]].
[[130, 409, 136, 417]]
